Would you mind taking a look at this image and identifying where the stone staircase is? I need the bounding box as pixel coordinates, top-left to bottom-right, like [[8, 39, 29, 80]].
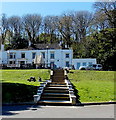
[[34, 69, 76, 105]]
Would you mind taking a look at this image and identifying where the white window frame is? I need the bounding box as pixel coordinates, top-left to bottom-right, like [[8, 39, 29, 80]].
[[65, 53, 70, 58], [50, 52, 55, 59]]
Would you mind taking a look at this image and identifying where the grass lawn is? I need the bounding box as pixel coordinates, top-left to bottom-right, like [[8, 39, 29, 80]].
[[1, 69, 50, 86], [68, 70, 115, 103], [0, 69, 115, 103], [1, 69, 50, 103]]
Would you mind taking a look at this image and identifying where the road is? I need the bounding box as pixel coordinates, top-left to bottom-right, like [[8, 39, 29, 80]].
[[1, 104, 115, 118]]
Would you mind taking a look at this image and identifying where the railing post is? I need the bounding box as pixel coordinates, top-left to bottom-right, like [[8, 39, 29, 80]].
[[33, 95, 40, 103]]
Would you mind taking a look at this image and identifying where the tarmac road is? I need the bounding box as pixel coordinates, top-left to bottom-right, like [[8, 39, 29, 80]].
[[1, 104, 115, 118]]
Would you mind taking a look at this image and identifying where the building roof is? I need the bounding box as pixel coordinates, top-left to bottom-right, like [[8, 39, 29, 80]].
[[5, 43, 70, 51], [34, 43, 62, 49]]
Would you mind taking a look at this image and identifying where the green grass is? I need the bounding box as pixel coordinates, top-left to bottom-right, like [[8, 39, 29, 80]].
[[68, 70, 115, 103], [1, 69, 50, 103], [1, 69, 115, 103], [1, 69, 50, 86]]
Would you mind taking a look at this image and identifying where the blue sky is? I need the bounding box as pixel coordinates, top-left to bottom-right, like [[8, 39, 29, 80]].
[[2, 2, 94, 17]]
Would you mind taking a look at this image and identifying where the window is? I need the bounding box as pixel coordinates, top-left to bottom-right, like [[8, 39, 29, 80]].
[[9, 53, 15, 59], [20, 61, 25, 65], [82, 62, 86, 66], [88, 62, 92, 65], [50, 61, 54, 65], [41, 52, 45, 59], [98, 64, 102, 67], [10, 54, 13, 59], [66, 61, 69, 67], [66, 53, 69, 58], [93, 64, 97, 67], [9, 61, 16, 65], [88, 64, 92, 67], [9, 61, 13, 64], [32, 52, 36, 59], [21, 53, 25, 58], [77, 62, 81, 69], [50, 52, 55, 59]]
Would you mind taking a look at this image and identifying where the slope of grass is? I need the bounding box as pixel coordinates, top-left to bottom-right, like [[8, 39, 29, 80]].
[[1, 69, 115, 103], [68, 70, 115, 103], [1, 69, 50, 86], [1, 69, 50, 103]]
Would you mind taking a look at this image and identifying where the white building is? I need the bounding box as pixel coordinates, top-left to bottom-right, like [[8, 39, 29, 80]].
[[0, 44, 96, 69], [72, 58, 96, 70]]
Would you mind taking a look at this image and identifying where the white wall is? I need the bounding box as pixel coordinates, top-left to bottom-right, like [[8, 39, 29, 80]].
[[72, 58, 97, 69], [0, 51, 7, 64], [3, 49, 73, 68], [1, 49, 97, 69], [0, 51, 2, 64]]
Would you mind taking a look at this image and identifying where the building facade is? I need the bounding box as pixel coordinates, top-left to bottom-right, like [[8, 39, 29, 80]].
[[72, 58, 96, 70], [0, 44, 96, 69]]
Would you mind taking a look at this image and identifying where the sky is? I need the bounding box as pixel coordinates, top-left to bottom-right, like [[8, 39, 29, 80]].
[[1, 2, 94, 17]]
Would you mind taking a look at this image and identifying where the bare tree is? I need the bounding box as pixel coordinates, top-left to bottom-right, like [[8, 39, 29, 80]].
[[43, 16, 58, 43], [8, 16, 22, 37], [93, 12, 109, 30], [57, 13, 73, 47], [72, 11, 93, 42], [23, 14, 42, 44], [93, 1, 116, 28], [0, 14, 9, 44]]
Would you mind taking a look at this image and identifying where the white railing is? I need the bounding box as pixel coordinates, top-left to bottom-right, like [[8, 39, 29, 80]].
[[7, 64, 20, 67]]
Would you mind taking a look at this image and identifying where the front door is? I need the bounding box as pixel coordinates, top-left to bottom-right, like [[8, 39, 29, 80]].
[[77, 62, 81, 69], [20, 61, 25, 68]]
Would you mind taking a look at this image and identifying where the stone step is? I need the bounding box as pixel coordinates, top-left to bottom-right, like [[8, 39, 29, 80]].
[[52, 81, 65, 83], [53, 70, 64, 73], [45, 87, 68, 90], [53, 74, 64, 76], [47, 85, 67, 87], [52, 76, 65, 78], [42, 93, 69, 96], [35, 69, 76, 105], [43, 89, 69, 93], [52, 79, 65, 82], [38, 100, 71, 105], [51, 82, 66, 85], [40, 96, 70, 100], [48, 83, 66, 85]]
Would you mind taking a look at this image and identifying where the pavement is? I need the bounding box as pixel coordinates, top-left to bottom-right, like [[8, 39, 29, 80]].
[[1, 104, 115, 118]]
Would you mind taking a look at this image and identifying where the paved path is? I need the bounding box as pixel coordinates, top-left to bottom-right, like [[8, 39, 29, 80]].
[[1, 104, 114, 118]]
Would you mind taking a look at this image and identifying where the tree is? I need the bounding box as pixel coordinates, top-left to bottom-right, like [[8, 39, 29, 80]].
[[93, 12, 109, 31], [8, 16, 22, 37], [11, 35, 28, 49], [0, 14, 9, 44], [83, 28, 116, 70], [57, 13, 73, 47], [43, 16, 58, 43], [23, 14, 42, 44], [93, 1, 116, 28], [72, 11, 93, 42], [39, 33, 58, 44]]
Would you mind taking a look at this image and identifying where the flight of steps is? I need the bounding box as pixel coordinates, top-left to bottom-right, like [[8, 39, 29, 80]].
[[34, 69, 76, 105]]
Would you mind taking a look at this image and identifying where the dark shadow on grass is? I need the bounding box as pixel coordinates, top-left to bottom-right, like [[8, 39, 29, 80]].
[[2, 83, 37, 103], [66, 75, 81, 105], [71, 82, 82, 105], [2, 83, 42, 116]]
